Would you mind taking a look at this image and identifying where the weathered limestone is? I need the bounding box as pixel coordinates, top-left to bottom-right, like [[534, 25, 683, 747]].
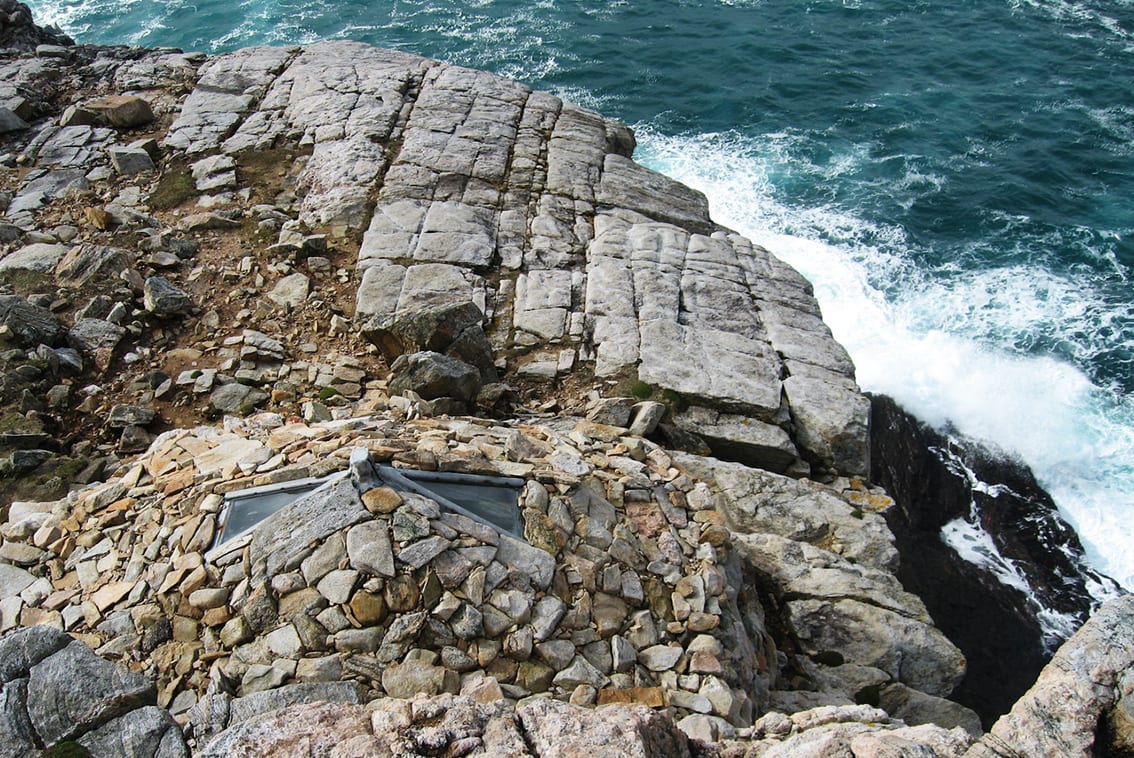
[[964, 594, 1134, 758]]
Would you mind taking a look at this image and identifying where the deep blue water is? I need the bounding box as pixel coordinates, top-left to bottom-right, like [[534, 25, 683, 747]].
[[27, 0, 1134, 589]]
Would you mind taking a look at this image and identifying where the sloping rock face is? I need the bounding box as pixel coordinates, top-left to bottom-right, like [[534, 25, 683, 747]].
[[963, 594, 1134, 758], [158, 41, 869, 479]]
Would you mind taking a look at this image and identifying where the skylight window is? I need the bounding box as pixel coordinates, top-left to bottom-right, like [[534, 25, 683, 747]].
[[212, 460, 525, 548], [375, 465, 525, 536], [214, 473, 341, 546]]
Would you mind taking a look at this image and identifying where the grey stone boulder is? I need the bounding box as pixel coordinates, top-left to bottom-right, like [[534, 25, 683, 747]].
[[355, 262, 496, 378], [0, 678, 36, 758], [0, 295, 64, 348], [673, 405, 800, 474], [381, 660, 459, 698], [250, 476, 370, 579], [880, 683, 983, 737], [388, 350, 481, 403], [735, 532, 932, 620], [108, 404, 156, 427], [0, 625, 71, 681], [346, 520, 395, 578], [143, 276, 193, 317], [27, 639, 155, 745], [108, 145, 156, 175], [82, 95, 155, 128], [677, 453, 898, 571], [785, 597, 965, 698], [208, 383, 268, 416], [597, 154, 714, 235], [267, 273, 310, 309], [191, 153, 237, 192], [0, 106, 29, 134], [783, 374, 871, 477], [68, 318, 126, 357], [0, 243, 69, 273], [54, 244, 128, 286], [77, 706, 189, 758]]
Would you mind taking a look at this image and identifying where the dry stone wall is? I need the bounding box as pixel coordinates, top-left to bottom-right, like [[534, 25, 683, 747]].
[[0, 407, 966, 754]]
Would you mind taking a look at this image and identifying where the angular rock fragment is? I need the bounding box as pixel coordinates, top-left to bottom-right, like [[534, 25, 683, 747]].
[[0, 295, 63, 347], [143, 276, 194, 317], [83, 95, 155, 128], [388, 351, 481, 402], [27, 640, 155, 745]]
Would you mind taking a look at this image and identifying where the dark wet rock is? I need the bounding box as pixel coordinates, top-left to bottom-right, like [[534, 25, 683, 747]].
[[0, 0, 73, 51], [870, 393, 1114, 726]]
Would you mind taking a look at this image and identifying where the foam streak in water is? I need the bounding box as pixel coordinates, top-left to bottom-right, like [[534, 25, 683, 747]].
[[635, 128, 1134, 592]]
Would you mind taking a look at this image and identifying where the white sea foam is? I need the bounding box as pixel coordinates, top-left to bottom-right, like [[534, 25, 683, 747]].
[[634, 127, 1134, 593]]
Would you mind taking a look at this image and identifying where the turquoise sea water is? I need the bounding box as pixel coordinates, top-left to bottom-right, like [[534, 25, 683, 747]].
[[26, 0, 1134, 590]]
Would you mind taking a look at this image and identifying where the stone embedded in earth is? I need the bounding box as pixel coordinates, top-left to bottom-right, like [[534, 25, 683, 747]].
[[0, 106, 29, 134], [191, 153, 238, 191], [0, 243, 69, 273], [108, 404, 156, 427], [144, 276, 194, 317], [0, 295, 64, 348], [387, 350, 481, 402], [208, 383, 269, 416], [268, 273, 310, 309], [82, 95, 155, 128], [109, 145, 156, 175]]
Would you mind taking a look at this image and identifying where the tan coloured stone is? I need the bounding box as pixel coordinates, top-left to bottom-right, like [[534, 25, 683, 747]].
[[90, 580, 134, 612], [597, 687, 667, 707], [362, 487, 403, 514]]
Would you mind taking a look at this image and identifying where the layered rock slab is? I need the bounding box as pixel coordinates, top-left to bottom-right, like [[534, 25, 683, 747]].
[[160, 40, 871, 477]]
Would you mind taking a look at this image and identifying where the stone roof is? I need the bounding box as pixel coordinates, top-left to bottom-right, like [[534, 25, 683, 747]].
[[0, 404, 967, 754]]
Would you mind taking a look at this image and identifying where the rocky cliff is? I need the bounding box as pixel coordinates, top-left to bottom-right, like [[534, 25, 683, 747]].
[[0, 4, 1130, 757]]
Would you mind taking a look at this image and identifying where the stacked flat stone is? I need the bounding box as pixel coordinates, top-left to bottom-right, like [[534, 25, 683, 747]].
[[0, 406, 966, 753]]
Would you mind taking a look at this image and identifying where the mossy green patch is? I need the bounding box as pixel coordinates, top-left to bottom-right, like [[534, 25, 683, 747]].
[[148, 162, 196, 210]]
